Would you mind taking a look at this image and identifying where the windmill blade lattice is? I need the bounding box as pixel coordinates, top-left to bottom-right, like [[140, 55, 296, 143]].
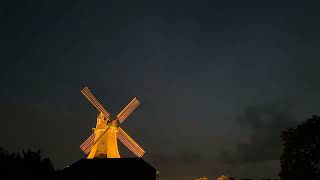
[[81, 87, 111, 119], [117, 98, 140, 123], [117, 127, 145, 157], [80, 132, 96, 154]]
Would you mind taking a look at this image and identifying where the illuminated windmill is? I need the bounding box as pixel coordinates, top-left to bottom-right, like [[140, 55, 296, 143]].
[[79, 87, 145, 159]]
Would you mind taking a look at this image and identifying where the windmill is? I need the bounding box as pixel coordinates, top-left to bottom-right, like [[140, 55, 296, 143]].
[[79, 86, 145, 158]]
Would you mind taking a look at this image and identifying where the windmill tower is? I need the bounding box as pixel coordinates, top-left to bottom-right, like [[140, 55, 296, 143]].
[[79, 86, 145, 158]]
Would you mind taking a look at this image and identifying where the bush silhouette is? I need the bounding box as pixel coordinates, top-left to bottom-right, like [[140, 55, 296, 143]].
[[0, 147, 54, 179]]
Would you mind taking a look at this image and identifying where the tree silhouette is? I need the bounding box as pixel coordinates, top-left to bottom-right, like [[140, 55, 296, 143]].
[[279, 115, 320, 180], [0, 147, 54, 179]]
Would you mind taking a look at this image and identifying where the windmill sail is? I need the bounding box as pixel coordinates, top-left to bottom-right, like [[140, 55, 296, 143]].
[[117, 98, 140, 123], [117, 127, 145, 157], [80, 132, 96, 154], [80, 126, 112, 154], [81, 87, 111, 119]]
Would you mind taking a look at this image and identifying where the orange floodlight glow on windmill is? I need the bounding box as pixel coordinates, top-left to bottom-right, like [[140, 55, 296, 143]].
[[79, 86, 146, 158]]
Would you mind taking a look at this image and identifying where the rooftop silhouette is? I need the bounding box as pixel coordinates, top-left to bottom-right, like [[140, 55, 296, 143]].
[[57, 158, 157, 180]]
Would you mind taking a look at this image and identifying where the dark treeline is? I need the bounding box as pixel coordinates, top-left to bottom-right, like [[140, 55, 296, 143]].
[[0, 147, 55, 179]]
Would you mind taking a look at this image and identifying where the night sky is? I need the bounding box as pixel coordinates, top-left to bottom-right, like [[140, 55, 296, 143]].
[[1, 1, 320, 179]]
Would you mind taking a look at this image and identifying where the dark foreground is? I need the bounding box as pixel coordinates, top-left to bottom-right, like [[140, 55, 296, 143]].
[[0, 148, 157, 180], [57, 158, 157, 180]]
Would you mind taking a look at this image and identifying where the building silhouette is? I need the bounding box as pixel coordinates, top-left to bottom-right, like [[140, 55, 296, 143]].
[[57, 158, 157, 180]]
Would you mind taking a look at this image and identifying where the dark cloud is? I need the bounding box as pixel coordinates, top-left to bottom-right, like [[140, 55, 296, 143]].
[[218, 101, 298, 165]]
